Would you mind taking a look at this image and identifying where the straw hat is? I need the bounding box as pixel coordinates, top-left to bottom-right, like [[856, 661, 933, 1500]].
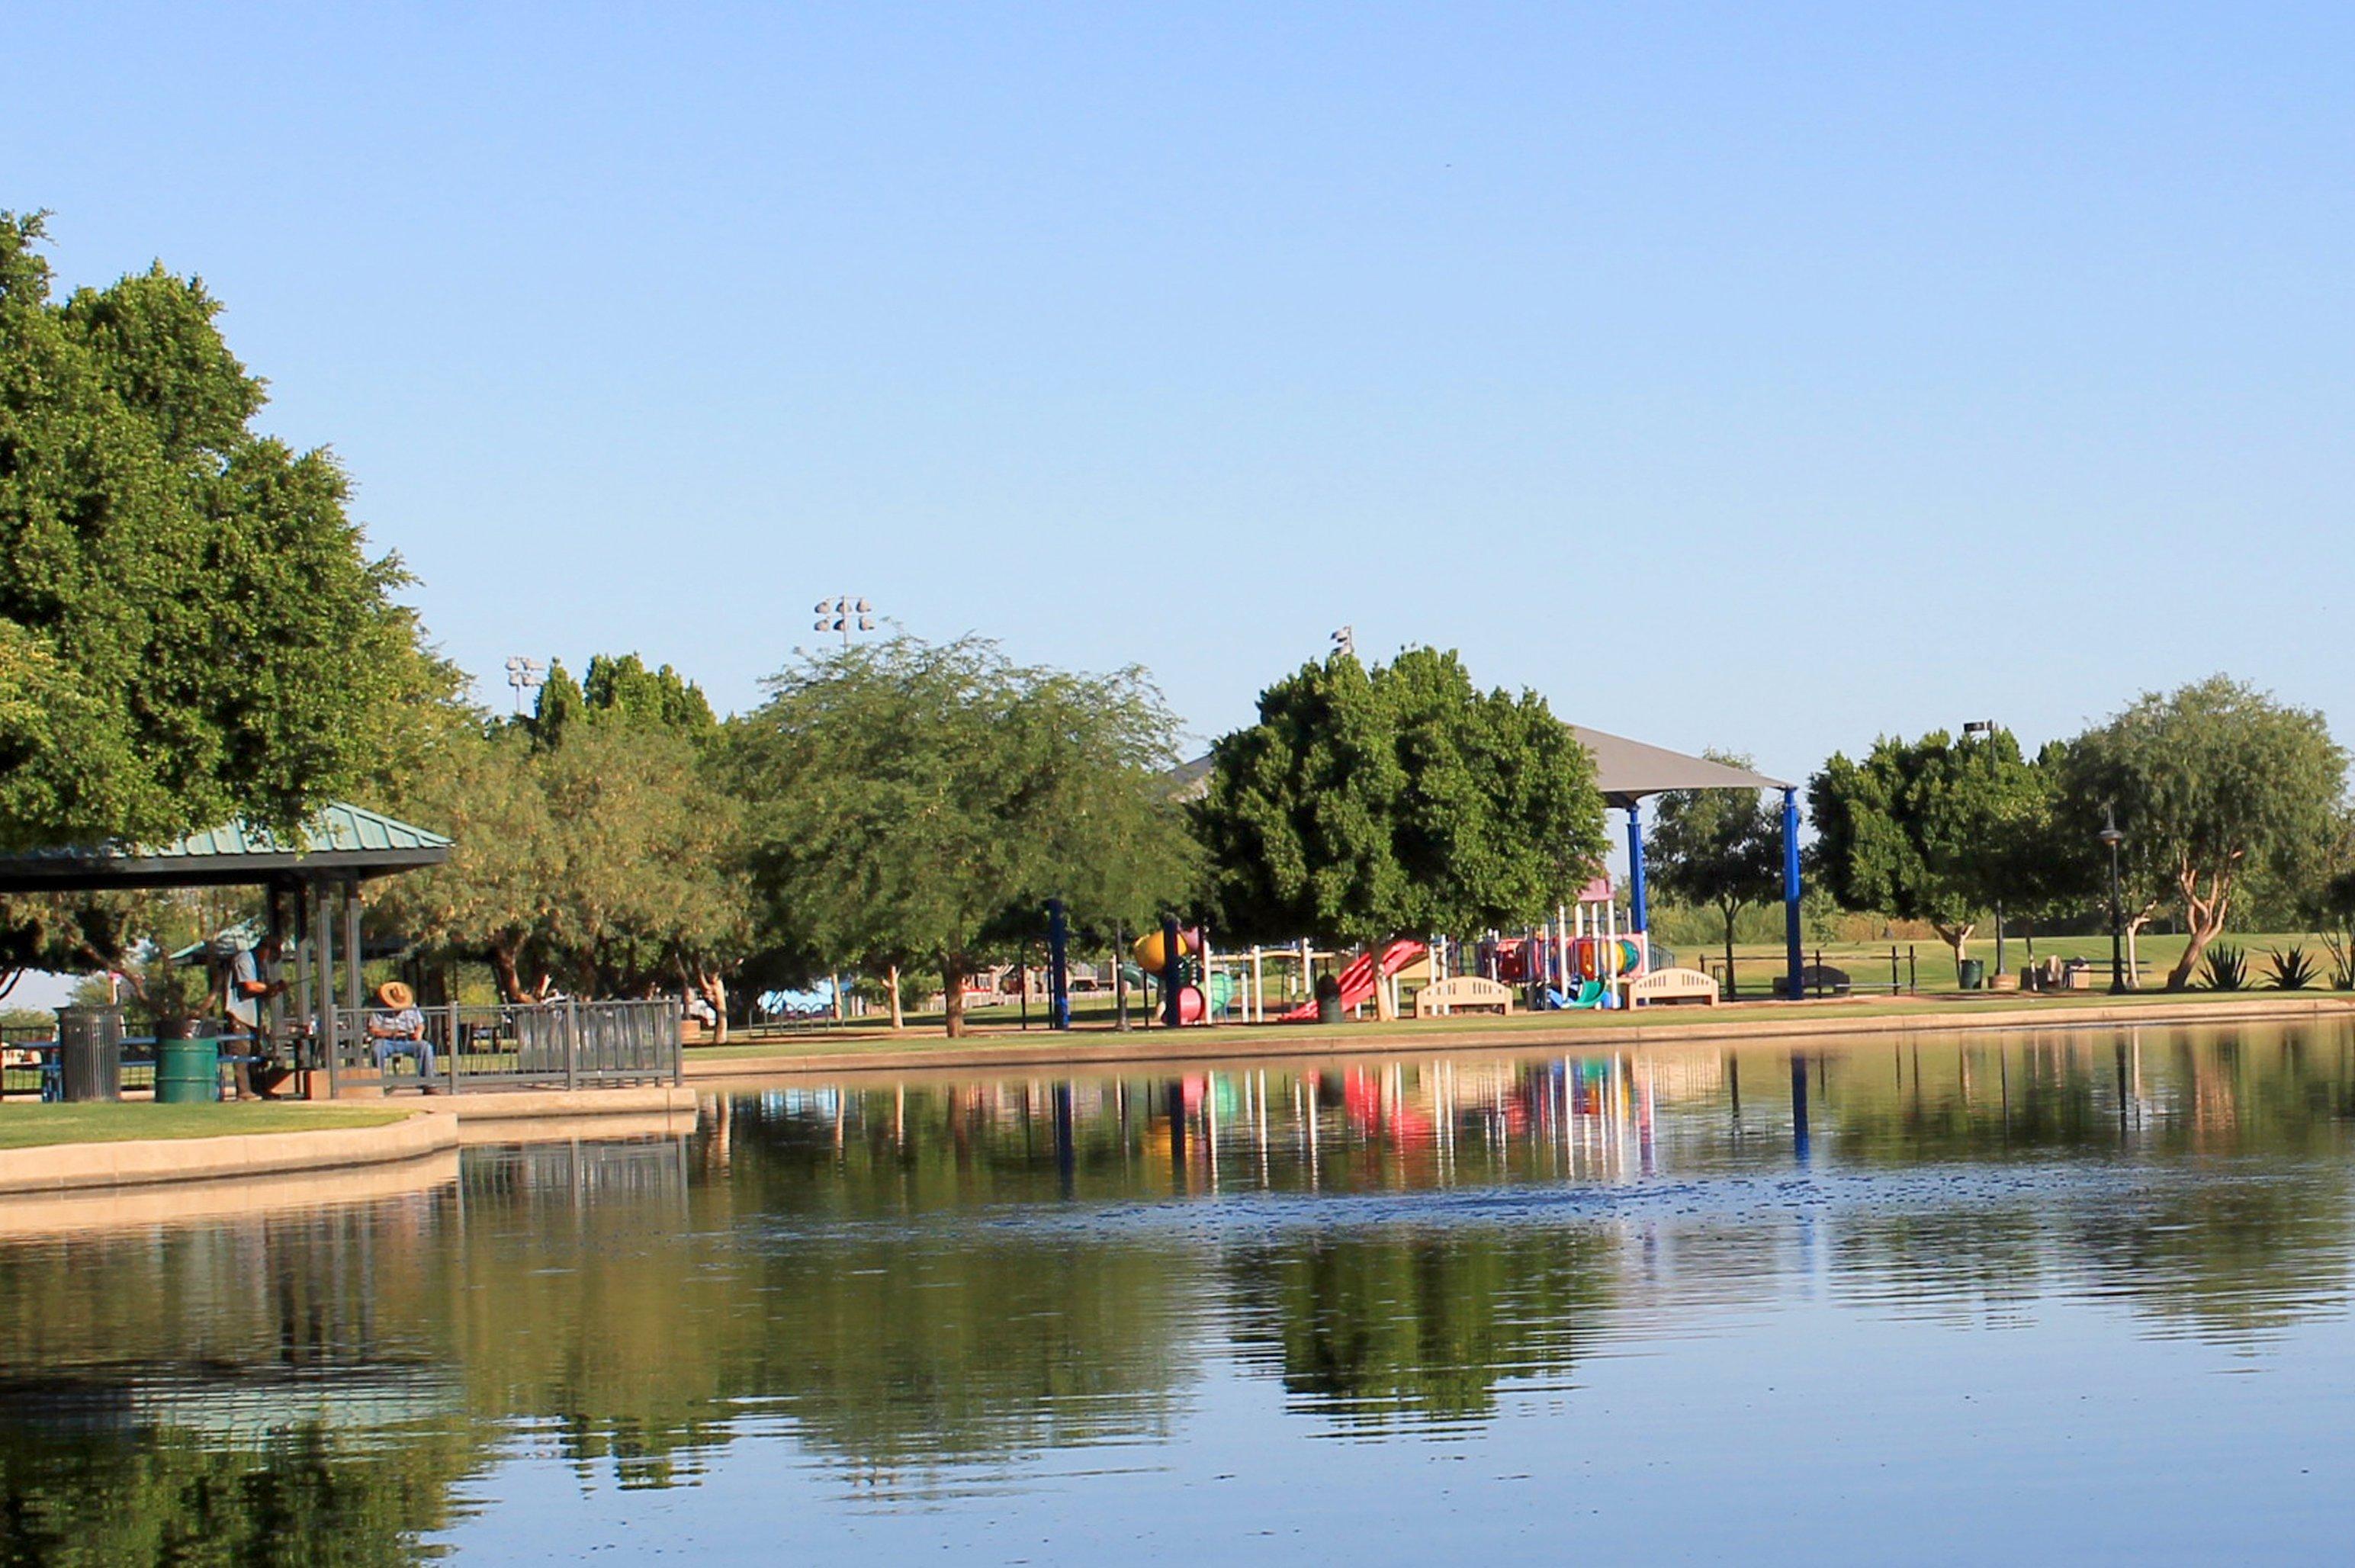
[[377, 981, 416, 1008]]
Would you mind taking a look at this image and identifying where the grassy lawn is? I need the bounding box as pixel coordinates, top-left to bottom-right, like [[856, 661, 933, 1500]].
[[0, 1103, 413, 1152], [692, 977, 2347, 1065]]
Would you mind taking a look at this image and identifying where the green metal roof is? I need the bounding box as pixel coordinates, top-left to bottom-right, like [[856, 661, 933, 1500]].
[[0, 803, 452, 892]]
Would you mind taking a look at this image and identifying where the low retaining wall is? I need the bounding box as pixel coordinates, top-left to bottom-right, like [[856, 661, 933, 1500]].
[[0, 1085, 702, 1203], [0, 1111, 458, 1197]]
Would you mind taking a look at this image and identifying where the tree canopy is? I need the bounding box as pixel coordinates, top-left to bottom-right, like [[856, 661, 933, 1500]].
[[730, 635, 1199, 1035], [1645, 750, 1782, 991], [1194, 647, 1605, 1014], [2063, 676, 2344, 988], [1807, 726, 2051, 966], [0, 210, 442, 851]]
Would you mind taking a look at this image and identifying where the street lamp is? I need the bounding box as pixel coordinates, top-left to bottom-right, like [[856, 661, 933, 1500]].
[[813, 597, 875, 647], [2099, 804, 2129, 993]]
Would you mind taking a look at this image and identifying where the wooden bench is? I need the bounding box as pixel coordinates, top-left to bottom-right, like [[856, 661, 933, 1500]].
[[1625, 967, 1720, 1007], [1412, 975, 1517, 1018]]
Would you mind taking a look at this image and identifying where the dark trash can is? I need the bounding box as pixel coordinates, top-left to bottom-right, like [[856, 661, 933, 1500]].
[[1314, 972, 1344, 1025], [56, 1007, 124, 1103], [155, 1026, 220, 1104], [1958, 958, 1986, 991]]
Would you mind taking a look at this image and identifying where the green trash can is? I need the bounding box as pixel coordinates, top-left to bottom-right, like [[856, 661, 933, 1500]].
[[1958, 958, 1986, 991], [155, 1030, 221, 1104]]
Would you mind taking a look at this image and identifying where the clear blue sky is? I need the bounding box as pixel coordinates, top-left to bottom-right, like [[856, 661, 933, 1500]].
[[11, 2, 2350, 783]]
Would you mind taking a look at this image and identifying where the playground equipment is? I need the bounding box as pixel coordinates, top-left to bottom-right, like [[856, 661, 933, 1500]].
[[1132, 925, 1206, 1025], [1277, 939, 1425, 1023]]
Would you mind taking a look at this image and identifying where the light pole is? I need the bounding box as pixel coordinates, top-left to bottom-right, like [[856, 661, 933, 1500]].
[[1963, 720, 2003, 978], [503, 656, 546, 716], [813, 597, 875, 647], [2100, 804, 2128, 993]]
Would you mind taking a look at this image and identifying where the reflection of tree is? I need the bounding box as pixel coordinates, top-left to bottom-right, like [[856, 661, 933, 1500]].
[[0, 1417, 479, 1565], [1224, 1230, 1616, 1426]]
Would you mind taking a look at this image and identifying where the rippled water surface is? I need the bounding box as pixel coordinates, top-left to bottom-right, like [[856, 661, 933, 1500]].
[[6, 1022, 2355, 1563]]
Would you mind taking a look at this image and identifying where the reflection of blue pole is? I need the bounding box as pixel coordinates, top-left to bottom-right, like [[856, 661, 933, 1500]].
[[1047, 899, 1071, 1030], [1627, 802, 1650, 933], [1790, 1052, 1810, 1165], [1782, 788, 1804, 1001], [1161, 915, 1183, 1029]]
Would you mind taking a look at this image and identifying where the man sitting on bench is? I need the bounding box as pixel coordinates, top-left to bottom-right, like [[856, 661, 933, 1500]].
[[368, 982, 438, 1092]]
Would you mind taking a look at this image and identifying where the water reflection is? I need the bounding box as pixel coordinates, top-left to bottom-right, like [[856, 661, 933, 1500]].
[[0, 1021, 2348, 1559]]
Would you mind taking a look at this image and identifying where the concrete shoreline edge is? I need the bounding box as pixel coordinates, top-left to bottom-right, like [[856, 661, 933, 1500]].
[[684, 996, 2355, 1081], [0, 1084, 700, 1198]]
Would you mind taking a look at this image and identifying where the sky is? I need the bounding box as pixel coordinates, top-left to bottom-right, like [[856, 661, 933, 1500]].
[[8, 2, 2350, 786]]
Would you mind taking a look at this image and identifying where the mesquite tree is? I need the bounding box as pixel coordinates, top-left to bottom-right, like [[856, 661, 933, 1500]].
[[2064, 677, 2344, 990], [731, 636, 1199, 1037]]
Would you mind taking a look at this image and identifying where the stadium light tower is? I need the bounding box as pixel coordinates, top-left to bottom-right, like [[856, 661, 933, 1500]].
[[814, 597, 876, 647]]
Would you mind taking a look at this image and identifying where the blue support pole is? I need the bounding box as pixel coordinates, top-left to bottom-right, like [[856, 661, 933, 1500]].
[[1782, 787, 1805, 1000], [1626, 802, 1650, 934], [1161, 915, 1183, 1028], [1047, 899, 1071, 1031]]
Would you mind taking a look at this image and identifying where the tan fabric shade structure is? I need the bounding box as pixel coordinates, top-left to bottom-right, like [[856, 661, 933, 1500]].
[[1565, 725, 1790, 808]]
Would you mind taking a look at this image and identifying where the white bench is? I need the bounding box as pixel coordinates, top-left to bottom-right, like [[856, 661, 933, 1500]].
[[1412, 975, 1517, 1018], [1625, 967, 1720, 1007]]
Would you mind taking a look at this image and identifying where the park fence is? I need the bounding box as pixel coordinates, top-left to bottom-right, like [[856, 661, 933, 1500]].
[[331, 998, 682, 1093]]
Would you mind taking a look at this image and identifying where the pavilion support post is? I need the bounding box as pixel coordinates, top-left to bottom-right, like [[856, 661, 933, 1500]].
[[313, 879, 339, 1098], [342, 879, 364, 1019], [1626, 801, 1650, 934], [1782, 788, 1805, 1001]]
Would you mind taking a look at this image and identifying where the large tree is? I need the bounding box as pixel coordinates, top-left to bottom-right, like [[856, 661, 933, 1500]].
[[1808, 726, 2050, 971], [2063, 676, 2344, 989], [0, 211, 440, 850], [1193, 647, 1605, 1017], [731, 635, 1199, 1036], [374, 714, 747, 1020], [1645, 751, 1782, 996]]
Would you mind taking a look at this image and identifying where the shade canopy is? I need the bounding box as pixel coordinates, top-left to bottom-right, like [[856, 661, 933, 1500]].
[[0, 802, 451, 894], [1566, 726, 1790, 810], [1167, 726, 1788, 810]]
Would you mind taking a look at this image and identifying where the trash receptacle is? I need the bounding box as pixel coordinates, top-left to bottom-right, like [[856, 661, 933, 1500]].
[[1958, 959, 1986, 991], [155, 1024, 220, 1104], [1314, 973, 1344, 1025], [56, 1006, 124, 1103]]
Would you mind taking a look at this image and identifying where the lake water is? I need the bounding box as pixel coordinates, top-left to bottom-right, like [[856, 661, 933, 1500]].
[[4, 1020, 2355, 1563]]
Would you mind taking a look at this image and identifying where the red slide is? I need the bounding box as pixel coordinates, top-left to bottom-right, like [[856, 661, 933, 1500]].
[[1279, 939, 1427, 1022]]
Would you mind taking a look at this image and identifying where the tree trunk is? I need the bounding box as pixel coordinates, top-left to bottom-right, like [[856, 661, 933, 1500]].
[[1720, 904, 1740, 1001], [2166, 863, 2235, 990], [1935, 924, 1975, 978], [698, 968, 729, 1044], [943, 960, 966, 1038], [488, 942, 527, 1004], [887, 964, 904, 1031], [1370, 940, 1398, 1021]]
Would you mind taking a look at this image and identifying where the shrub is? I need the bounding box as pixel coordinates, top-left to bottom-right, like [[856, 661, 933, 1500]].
[[2200, 943, 2248, 991], [2267, 945, 2318, 991]]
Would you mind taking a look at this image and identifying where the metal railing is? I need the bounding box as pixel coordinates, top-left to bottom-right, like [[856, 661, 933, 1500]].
[[329, 998, 683, 1094]]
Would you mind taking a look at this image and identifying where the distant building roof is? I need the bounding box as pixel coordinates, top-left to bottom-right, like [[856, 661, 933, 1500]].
[[1167, 726, 1788, 810], [0, 802, 452, 893]]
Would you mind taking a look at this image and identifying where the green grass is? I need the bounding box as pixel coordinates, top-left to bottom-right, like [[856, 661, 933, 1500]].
[[691, 978, 2344, 1066], [0, 1103, 412, 1151]]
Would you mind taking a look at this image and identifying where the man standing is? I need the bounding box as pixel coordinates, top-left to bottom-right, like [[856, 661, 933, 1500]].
[[227, 934, 292, 1098]]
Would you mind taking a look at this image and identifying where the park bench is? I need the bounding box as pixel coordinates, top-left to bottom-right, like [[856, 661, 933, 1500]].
[[1625, 967, 1720, 1007], [1412, 975, 1517, 1018]]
